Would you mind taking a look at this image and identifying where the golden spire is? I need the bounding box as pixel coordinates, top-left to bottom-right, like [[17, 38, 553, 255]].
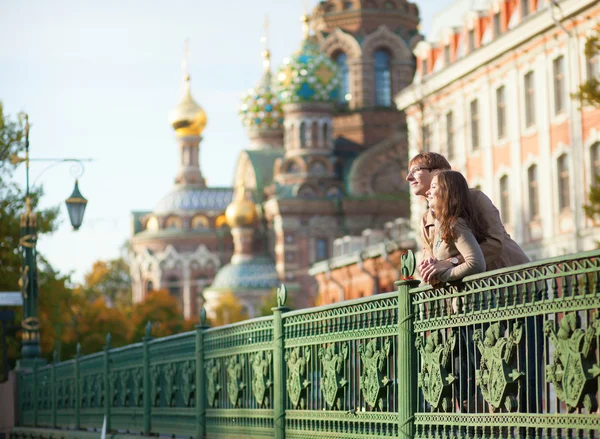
[[261, 15, 271, 73], [301, 0, 310, 39], [168, 39, 207, 137]]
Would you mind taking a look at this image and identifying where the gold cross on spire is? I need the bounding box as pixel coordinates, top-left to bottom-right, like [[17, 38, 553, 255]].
[[182, 38, 190, 81], [261, 15, 271, 73], [301, 0, 311, 40]]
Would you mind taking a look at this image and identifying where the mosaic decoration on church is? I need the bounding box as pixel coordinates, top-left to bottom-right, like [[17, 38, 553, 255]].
[[239, 72, 284, 130], [277, 39, 341, 104]]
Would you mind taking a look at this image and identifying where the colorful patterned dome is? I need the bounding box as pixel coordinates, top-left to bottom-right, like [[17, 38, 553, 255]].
[[239, 72, 284, 131], [277, 37, 341, 105]]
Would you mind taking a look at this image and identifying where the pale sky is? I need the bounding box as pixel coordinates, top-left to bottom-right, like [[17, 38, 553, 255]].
[[0, 0, 444, 284]]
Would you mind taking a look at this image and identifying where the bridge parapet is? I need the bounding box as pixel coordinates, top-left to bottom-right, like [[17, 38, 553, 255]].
[[14, 250, 600, 438]]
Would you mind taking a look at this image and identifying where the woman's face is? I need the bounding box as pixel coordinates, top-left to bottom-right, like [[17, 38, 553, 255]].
[[426, 175, 440, 210]]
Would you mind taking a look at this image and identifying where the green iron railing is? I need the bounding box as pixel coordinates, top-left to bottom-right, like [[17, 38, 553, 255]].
[[13, 249, 600, 439]]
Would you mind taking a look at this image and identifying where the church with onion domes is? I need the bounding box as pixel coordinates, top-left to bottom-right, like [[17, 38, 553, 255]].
[[130, 0, 422, 320]]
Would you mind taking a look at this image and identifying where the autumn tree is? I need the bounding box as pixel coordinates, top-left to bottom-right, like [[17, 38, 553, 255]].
[[210, 291, 249, 327], [129, 290, 195, 342], [82, 255, 132, 309]]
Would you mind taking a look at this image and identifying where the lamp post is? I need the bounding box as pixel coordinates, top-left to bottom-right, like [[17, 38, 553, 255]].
[[11, 113, 91, 369]]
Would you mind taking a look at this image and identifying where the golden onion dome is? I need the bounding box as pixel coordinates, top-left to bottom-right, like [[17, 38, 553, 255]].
[[168, 75, 207, 137], [225, 184, 257, 228]]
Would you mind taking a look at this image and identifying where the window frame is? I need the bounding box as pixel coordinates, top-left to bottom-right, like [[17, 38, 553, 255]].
[[374, 49, 392, 107], [553, 55, 566, 115], [496, 85, 506, 140], [524, 71, 536, 128], [470, 99, 480, 152], [557, 153, 571, 211]]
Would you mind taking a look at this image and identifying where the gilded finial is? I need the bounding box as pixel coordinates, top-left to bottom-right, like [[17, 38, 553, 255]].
[[182, 38, 190, 81], [301, 0, 310, 39], [261, 15, 271, 73]]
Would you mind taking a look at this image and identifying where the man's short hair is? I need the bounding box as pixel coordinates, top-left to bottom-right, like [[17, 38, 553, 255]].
[[409, 152, 451, 171]]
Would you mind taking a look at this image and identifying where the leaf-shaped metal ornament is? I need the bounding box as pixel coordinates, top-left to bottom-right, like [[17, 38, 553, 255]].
[[401, 249, 416, 279]]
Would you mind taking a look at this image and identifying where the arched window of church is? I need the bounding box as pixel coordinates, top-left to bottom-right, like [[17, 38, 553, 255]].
[[165, 216, 182, 229], [146, 216, 159, 231], [299, 121, 307, 147], [344, 1, 353, 9], [191, 215, 210, 230], [166, 275, 182, 310], [335, 52, 349, 106], [309, 160, 328, 174], [286, 159, 302, 174], [374, 49, 392, 106], [298, 184, 317, 198], [311, 121, 319, 147], [384, 0, 395, 9], [322, 122, 329, 147], [146, 281, 154, 294]]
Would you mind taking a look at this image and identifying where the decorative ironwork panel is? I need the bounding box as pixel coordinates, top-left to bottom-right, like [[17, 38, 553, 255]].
[[412, 249, 600, 438]]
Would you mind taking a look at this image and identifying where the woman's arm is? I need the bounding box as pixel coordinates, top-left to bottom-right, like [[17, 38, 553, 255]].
[[438, 219, 486, 282]]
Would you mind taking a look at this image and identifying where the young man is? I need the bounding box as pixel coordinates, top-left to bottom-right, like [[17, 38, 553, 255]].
[[406, 152, 529, 283]]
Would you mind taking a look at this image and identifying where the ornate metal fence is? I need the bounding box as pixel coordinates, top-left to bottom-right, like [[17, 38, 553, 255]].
[[411, 251, 600, 439], [13, 250, 600, 439]]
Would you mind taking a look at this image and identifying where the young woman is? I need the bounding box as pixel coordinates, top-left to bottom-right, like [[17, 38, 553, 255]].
[[421, 170, 489, 284]]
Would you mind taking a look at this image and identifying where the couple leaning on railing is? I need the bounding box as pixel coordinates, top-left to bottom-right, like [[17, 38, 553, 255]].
[[406, 151, 530, 284]]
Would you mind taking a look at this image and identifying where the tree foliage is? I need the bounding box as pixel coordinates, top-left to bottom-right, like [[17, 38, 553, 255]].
[[82, 256, 132, 309], [574, 32, 600, 108], [210, 291, 249, 327]]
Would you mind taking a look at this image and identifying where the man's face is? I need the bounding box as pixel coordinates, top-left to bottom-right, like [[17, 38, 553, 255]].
[[406, 163, 434, 197]]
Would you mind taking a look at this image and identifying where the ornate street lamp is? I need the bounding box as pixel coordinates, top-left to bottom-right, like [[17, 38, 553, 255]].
[[11, 113, 92, 369], [65, 180, 88, 230]]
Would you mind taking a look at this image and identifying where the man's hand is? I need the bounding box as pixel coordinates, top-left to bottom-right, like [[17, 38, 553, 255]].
[[420, 259, 454, 284]]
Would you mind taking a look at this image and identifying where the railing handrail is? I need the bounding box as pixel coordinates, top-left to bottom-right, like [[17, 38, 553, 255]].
[[409, 248, 600, 293]]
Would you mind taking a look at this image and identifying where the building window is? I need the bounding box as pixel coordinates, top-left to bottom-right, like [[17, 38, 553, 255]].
[[315, 238, 329, 262], [527, 165, 539, 220], [499, 175, 510, 223], [468, 29, 475, 52], [591, 142, 600, 184], [165, 216, 182, 229], [496, 86, 506, 139], [557, 154, 570, 210], [335, 52, 349, 105], [444, 44, 451, 65], [423, 124, 431, 152], [299, 121, 307, 147], [374, 50, 391, 106], [421, 58, 428, 76], [493, 12, 501, 36], [344, 1, 353, 9], [470, 99, 480, 151], [521, 0, 529, 18], [524, 71, 536, 127], [553, 56, 566, 115], [587, 51, 599, 82], [446, 111, 454, 159]]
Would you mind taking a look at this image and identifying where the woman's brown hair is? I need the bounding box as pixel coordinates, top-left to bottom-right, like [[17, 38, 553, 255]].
[[433, 170, 490, 243]]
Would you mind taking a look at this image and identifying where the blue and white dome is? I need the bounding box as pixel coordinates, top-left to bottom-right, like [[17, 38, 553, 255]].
[[210, 256, 279, 290], [154, 186, 233, 214]]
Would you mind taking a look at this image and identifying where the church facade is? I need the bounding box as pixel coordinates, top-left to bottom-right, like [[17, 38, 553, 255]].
[[130, 0, 422, 319]]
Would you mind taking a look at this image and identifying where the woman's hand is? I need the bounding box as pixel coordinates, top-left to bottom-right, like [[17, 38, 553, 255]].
[[420, 259, 454, 284]]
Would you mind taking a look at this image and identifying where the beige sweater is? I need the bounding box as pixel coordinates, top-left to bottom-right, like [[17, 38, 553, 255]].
[[431, 218, 486, 282]]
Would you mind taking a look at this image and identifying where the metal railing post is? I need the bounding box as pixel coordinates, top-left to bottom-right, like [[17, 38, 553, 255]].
[[52, 351, 57, 428], [143, 322, 153, 436], [33, 363, 38, 427], [104, 333, 112, 432], [272, 285, 289, 439], [75, 343, 81, 429], [196, 309, 209, 439], [396, 251, 420, 439]]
